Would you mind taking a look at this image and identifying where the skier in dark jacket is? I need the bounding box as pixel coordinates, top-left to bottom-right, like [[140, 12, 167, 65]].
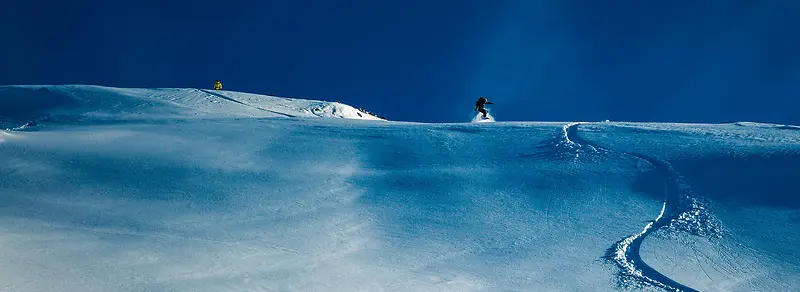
[[475, 96, 494, 119]]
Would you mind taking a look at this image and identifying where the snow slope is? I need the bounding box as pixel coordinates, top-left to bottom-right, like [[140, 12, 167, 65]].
[[0, 85, 381, 130], [1, 86, 798, 292]]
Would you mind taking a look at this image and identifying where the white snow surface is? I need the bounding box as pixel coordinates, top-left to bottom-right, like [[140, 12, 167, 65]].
[[0, 85, 382, 127], [471, 112, 495, 123], [1, 85, 799, 292]]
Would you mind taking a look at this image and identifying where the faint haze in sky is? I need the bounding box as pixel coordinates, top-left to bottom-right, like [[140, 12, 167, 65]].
[[2, 0, 798, 124]]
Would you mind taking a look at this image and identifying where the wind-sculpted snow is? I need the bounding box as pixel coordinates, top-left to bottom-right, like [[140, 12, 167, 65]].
[[0, 120, 658, 291], [0, 85, 381, 130], [1, 86, 798, 291]]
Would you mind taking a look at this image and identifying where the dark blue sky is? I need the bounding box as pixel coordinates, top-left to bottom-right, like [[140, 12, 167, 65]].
[[3, 1, 798, 123]]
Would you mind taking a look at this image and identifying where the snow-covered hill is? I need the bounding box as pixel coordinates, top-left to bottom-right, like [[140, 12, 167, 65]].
[[1, 86, 798, 292], [0, 85, 382, 130]]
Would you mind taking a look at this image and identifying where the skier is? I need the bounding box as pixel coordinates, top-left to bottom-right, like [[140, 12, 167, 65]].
[[214, 80, 223, 90], [474, 96, 494, 119]]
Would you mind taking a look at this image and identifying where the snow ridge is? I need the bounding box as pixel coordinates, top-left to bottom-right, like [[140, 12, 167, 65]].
[[198, 89, 297, 118], [0, 85, 383, 126], [562, 123, 720, 292]]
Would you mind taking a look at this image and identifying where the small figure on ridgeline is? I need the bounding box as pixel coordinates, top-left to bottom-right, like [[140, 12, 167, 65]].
[[474, 96, 494, 119], [214, 80, 223, 90]]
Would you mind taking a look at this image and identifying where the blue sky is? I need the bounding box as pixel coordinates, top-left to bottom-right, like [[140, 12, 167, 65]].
[[2, 0, 798, 123]]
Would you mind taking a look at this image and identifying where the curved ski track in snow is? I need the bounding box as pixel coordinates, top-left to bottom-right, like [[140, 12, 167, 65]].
[[562, 123, 699, 292]]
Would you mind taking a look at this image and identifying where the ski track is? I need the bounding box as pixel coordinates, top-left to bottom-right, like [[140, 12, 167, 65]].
[[561, 122, 699, 292], [198, 89, 297, 118]]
